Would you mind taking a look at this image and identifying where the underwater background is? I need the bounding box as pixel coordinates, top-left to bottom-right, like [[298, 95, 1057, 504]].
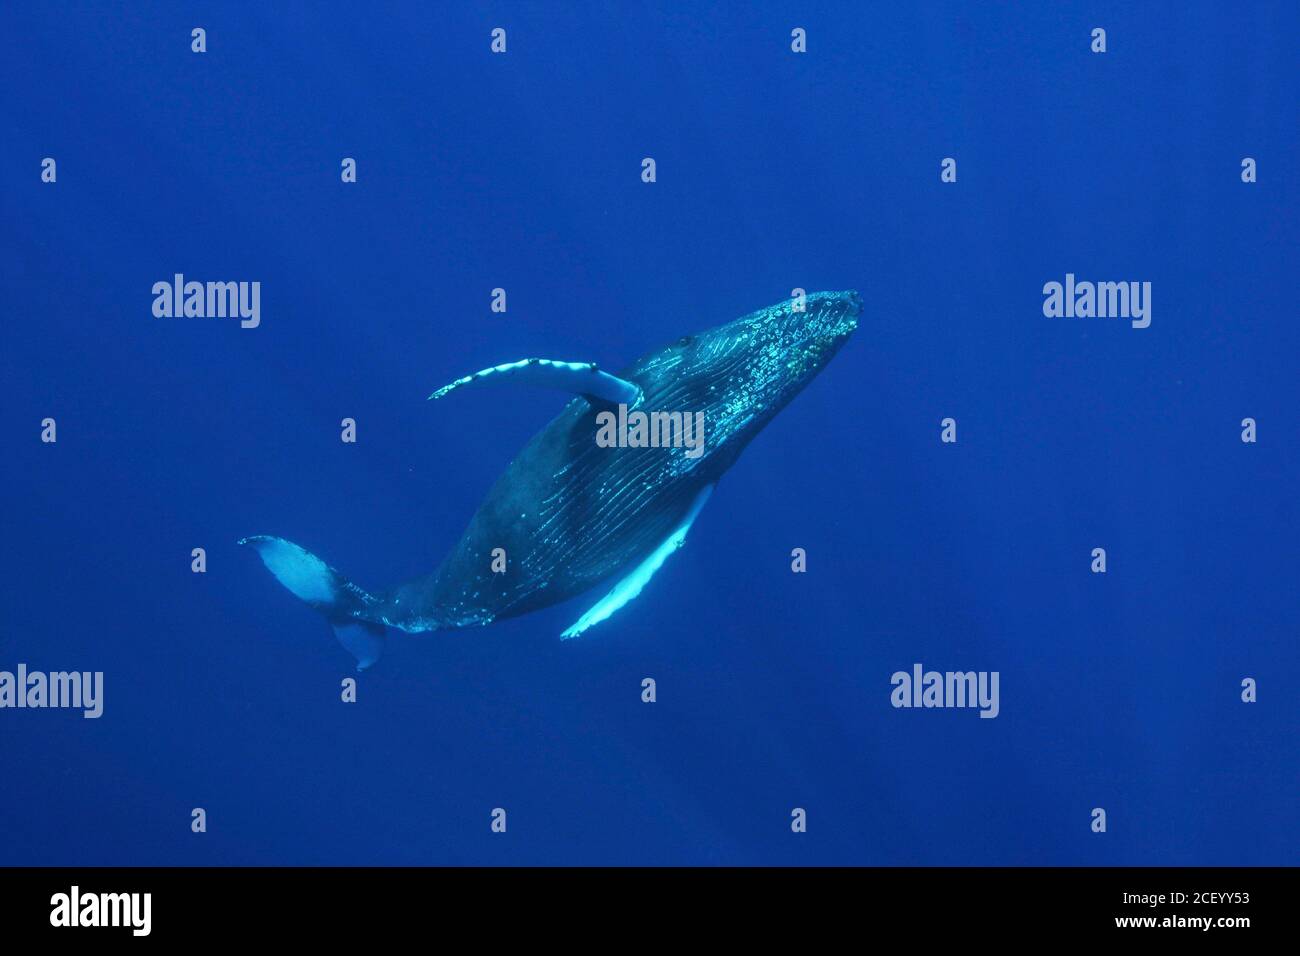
[[2, 2, 1296, 866]]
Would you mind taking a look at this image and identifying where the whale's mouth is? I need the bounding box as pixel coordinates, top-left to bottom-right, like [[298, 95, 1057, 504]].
[[845, 289, 863, 317]]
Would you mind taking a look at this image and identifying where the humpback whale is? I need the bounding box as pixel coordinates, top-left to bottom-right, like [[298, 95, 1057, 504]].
[[242, 290, 860, 669]]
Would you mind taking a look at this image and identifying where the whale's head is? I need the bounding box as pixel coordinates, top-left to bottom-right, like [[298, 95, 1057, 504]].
[[632, 289, 860, 466], [698, 288, 858, 419]]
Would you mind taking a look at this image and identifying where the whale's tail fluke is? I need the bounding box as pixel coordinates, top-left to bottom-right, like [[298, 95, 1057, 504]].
[[239, 535, 387, 671]]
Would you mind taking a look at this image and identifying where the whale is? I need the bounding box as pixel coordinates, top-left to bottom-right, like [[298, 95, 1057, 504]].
[[242, 290, 860, 669]]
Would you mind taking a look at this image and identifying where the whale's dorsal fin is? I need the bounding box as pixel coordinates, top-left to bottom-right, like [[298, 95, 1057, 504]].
[[561, 484, 713, 639], [429, 358, 642, 407]]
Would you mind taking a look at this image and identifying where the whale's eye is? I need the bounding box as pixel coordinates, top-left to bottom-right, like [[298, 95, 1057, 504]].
[[676, 335, 695, 348]]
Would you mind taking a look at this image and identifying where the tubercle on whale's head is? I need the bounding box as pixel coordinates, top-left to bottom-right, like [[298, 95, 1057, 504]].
[[667, 290, 860, 444], [724, 288, 859, 367], [611, 290, 860, 469]]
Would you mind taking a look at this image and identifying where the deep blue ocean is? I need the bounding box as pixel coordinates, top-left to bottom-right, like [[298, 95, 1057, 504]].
[[2, 3, 1296, 866]]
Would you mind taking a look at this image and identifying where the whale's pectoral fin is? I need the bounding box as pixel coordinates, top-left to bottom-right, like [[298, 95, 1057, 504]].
[[240, 535, 387, 672], [561, 484, 714, 639], [428, 358, 642, 407]]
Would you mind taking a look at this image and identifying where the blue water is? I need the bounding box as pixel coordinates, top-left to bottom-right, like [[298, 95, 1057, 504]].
[[2, 3, 1296, 866]]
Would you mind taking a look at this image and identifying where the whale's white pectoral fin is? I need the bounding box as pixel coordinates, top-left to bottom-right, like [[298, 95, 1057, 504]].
[[429, 358, 642, 407], [561, 484, 714, 639]]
